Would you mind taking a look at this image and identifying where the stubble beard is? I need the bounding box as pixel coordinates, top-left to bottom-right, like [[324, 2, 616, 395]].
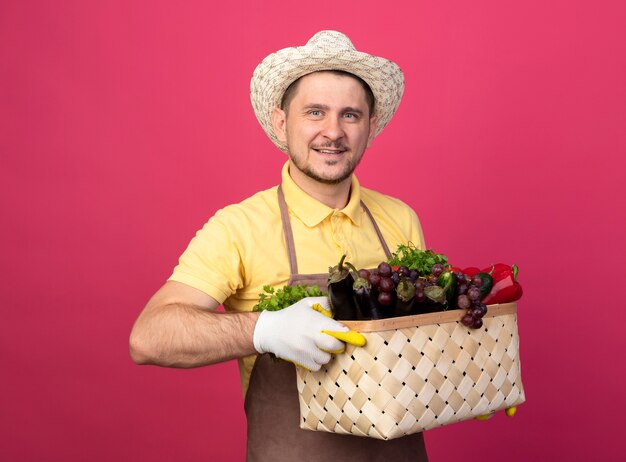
[[287, 144, 363, 185]]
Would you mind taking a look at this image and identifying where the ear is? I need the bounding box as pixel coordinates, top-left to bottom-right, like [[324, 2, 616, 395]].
[[366, 116, 379, 147], [272, 107, 287, 143]]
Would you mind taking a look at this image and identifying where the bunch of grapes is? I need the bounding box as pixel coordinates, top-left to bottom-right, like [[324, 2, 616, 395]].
[[437, 265, 489, 329], [358, 262, 417, 306], [353, 262, 489, 329]]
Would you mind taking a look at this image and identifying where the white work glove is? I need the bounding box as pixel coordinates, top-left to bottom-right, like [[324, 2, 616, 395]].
[[253, 296, 348, 371]]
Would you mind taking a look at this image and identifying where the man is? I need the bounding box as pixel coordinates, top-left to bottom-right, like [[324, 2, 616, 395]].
[[130, 31, 428, 461]]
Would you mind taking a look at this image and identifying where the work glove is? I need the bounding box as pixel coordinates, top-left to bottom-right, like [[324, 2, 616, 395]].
[[252, 296, 348, 371]]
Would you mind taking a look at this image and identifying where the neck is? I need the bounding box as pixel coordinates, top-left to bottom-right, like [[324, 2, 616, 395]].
[[288, 166, 352, 209]]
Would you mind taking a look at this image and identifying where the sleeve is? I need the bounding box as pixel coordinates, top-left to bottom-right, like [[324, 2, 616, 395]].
[[168, 208, 246, 304]]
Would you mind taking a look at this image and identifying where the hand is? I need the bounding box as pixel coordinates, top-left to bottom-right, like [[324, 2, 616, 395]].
[[252, 296, 348, 371]]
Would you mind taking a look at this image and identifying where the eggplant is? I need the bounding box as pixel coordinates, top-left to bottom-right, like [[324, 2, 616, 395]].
[[394, 278, 416, 317], [352, 277, 375, 320], [327, 255, 357, 320]]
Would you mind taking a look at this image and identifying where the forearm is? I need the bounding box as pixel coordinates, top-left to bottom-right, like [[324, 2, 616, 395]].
[[129, 302, 260, 368]]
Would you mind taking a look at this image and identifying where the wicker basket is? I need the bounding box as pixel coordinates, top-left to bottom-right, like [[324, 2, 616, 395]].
[[296, 302, 525, 440]]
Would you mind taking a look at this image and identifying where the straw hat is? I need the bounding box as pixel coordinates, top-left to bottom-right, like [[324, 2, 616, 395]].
[[250, 30, 405, 152]]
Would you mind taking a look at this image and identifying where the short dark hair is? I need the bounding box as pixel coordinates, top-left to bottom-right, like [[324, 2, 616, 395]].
[[280, 70, 376, 116]]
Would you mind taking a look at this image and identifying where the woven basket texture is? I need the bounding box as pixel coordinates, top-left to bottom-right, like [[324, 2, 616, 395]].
[[296, 307, 525, 440]]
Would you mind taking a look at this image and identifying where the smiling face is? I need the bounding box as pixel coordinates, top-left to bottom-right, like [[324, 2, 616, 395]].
[[272, 71, 377, 187]]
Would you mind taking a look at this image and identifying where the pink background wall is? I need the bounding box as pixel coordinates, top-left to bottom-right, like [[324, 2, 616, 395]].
[[2, 1, 625, 460]]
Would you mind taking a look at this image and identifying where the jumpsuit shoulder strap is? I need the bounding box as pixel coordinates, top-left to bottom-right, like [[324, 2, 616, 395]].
[[360, 200, 393, 260], [277, 185, 298, 275]]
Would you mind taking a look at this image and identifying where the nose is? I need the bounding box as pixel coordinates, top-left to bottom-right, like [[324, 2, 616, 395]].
[[321, 115, 345, 141]]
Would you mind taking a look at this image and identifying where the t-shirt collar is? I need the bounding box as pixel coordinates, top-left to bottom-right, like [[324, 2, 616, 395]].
[[280, 161, 362, 227]]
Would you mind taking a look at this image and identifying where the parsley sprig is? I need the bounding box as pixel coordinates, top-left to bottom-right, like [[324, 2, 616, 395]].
[[388, 243, 448, 276], [253, 284, 325, 312]]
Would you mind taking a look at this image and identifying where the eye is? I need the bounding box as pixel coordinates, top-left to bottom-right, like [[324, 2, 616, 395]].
[[343, 113, 359, 120], [308, 110, 322, 116]]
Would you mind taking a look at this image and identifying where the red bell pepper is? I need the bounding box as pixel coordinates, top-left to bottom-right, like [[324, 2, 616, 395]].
[[481, 263, 523, 304], [487, 263, 517, 281], [447, 266, 480, 276], [461, 267, 481, 277]]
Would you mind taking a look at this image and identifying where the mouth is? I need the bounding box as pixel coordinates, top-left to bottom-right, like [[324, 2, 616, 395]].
[[312, 147, 347, 155]]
